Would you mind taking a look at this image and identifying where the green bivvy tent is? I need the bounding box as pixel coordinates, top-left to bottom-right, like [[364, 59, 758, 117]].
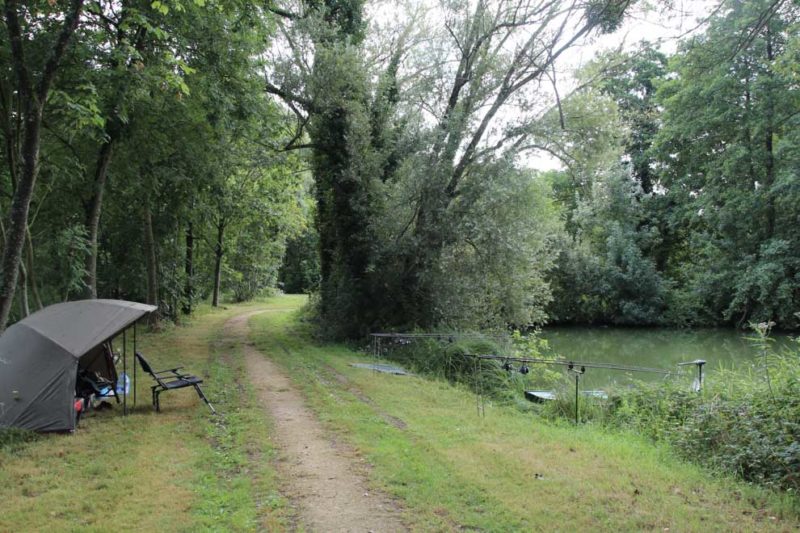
[[0, 300, 156, 432]]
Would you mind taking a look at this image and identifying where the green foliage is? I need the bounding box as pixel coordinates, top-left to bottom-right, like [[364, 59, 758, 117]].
[[309, 39, 383, 337], [649, 0, 800, 329], [541, 334, 800, 493], [54, 224, 91, 301], [279, 226, 321, 294], [0, 428, 40, 453], [585, 0, 635, 33], [412, 163, 560, 329], [272, 0, 643, 339], [548, 168, 669, 325], [590, 45, 667, 194], [0, 1, 305, 321], [379, 330, 561, 407], [380, 336, 519, 402], [2, 0, 797, 338], [545, 2, 800, 330]]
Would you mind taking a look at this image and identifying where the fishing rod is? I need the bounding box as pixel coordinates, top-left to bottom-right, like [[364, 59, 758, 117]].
[[370, 334, 706, 424], [370, 332, 509, 340], [372, 335, 681, 375], [464, 353, 676, 375], [466, 353, 688, 424], [370, 332, 512, 360]]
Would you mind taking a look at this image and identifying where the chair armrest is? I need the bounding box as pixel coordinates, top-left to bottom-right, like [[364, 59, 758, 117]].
[[154, 367, 184, 374]]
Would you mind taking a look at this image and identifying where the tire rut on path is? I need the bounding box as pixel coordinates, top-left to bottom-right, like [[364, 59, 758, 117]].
[[225, 311, 407, 533]]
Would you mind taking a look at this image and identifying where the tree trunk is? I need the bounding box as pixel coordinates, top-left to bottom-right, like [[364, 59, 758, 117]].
[[182, 221, 194, 314], [84, 138, 115, 298], [763, 29, 776, 241], [25, 227, 42, 310], [0, 0, 85, 332], [0, 82, 18, 191], [212, 220, 225, 307], [0, 103, 43, 331], [143, 204, 159, 323], [82, 16, 149, 298], [403, 193, 449, 327], [17, 262, 29, 317]]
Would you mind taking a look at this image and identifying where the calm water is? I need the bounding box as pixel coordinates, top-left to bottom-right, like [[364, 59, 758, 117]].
[[539, 327, 797, 390]]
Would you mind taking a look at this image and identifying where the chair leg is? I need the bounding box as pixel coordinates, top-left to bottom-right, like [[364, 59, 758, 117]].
[[193, 384, 216, 414]]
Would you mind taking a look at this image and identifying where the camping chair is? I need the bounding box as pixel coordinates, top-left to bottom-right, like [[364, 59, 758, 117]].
[[134, 352, 216, 414], [76, 370, 118, 405], [76, 343, 120, 408]]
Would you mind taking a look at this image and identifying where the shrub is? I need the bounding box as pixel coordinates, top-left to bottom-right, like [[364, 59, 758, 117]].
[[378, 332, 560, 405]]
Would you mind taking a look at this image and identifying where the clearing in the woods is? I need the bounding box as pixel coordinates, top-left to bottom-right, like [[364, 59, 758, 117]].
[[0, 295, 797, 532]]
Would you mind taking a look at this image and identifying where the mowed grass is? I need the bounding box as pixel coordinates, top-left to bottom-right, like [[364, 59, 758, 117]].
[[0, 299, 289, 532], [250, 296, 800, 532]]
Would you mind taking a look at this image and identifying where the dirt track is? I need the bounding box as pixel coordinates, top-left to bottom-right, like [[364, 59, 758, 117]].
[[224, 312, 406, 532]]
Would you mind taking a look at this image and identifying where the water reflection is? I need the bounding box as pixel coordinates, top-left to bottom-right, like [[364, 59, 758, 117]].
[[539, 327, 796, 390]]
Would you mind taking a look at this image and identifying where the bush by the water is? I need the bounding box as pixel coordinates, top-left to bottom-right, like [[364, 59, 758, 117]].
[[378, 332, 562, 407]]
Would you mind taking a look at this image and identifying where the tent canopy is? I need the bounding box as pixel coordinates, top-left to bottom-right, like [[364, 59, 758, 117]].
[[0, 300, 156, 432]]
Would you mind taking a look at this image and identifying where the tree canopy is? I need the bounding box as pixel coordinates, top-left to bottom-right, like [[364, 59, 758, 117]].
[[1, 0, 798, 334]]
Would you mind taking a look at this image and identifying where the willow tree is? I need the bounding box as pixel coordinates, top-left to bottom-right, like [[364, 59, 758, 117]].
[[399, 1, 637, 326], [266, 0, 400, 337], [266, 0, 636, 337]]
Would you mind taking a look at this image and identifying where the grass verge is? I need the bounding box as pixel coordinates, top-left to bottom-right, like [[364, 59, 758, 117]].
[[0, 300, 287, 532], [250, 296, 800, 532]]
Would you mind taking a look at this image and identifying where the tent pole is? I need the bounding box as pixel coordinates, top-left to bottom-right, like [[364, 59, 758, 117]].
[[123, 329, 127, 416], [133, 321, 137, 409]]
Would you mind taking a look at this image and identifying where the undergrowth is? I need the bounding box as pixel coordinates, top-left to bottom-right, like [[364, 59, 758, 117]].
[[379, 332, 561, 407], [542, 330, 800, 494]]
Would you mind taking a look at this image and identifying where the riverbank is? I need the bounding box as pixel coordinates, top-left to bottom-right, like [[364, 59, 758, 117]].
[[250, 297, 798, 530], [1, 295, 797, 530]]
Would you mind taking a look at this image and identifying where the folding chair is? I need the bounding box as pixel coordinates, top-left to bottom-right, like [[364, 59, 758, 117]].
[[134, 352, 216, 414]]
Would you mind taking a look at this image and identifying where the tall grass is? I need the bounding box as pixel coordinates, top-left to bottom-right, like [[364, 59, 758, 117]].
[[0, 428, 40, 453]]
